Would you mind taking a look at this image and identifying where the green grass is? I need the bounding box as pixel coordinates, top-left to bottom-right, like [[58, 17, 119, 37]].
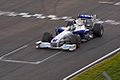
[[71, 52, 120, 80]]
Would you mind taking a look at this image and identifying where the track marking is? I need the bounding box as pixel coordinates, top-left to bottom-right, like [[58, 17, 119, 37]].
[[0, 45, 28, 59], [105, 20, 120, 25], [18, 13, 33, 18], [0, 10, 72, 21], [36, 51, 62, 64], [50, 17, 61, 20], [99, 1, 120, 6], [47, 15, 61, 20], [0, 51, 62, 64], [0, 10, 120, 25], [61, 16, 70, 19], [7, 12, 18, 17], [98, 1, 113, 4], [63, 47, 120, 80], [114, 2, 120, 5], [47, 15, 57, 18], [0, 11, 11, 16], [0, 59, 38, 64], [33, 14, 46, 19]]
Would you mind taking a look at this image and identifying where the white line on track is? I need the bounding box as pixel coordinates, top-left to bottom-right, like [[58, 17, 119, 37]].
[[0, 10, 72, 21], [33, 14, 47, 19], [105, 20, 120, 25], [7, 12, 18, 16], [63, 47, 120, 80], [0, 49, 62, 64], [114, 2, 120, 5], [18, 13, 33, 18], [0, 59, 38, 64], [98, 1, 113, 4], [36, 51, 62, 64], [0, 10, 120, 25], [99, 1, 120, 6], [47, 15, 57, 18], [0, 45, 28, 59]]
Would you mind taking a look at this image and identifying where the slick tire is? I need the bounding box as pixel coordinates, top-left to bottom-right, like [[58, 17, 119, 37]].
[[93, 24, 104, 37], [69, 34, 81, 48], [42, 32, 53, 42]]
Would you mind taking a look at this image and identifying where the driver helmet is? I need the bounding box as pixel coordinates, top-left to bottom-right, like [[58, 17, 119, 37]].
[[66, 21, 75, 31], [75, 18, 84, 26]]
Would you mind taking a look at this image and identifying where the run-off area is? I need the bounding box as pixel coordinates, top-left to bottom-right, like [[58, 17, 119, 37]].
[[0, 44, 62, 65]]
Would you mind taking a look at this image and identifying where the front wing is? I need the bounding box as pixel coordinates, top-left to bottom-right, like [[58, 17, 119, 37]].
[[35, 41, 77, 51]]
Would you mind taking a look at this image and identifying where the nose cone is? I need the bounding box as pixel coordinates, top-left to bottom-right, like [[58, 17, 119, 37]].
[[51, 31, 71, 43]]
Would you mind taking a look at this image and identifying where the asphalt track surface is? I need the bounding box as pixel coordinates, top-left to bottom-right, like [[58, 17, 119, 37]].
[[0, 0, 120, 80]]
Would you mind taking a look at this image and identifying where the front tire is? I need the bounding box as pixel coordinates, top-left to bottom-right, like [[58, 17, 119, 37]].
[[42, 32, 53, 42], [69, 34, 81, 48]]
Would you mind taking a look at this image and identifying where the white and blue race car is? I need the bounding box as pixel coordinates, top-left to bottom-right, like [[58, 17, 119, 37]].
[[36, 14, 104, 51]]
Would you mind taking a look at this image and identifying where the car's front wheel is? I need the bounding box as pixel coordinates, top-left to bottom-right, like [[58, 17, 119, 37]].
[[42, 32, 53, 42], [69, 34, 81, 48]]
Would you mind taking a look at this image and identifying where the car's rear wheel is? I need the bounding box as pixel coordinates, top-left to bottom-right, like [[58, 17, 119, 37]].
[[93, 24, 104, 37], [42, 32, 53, 42]]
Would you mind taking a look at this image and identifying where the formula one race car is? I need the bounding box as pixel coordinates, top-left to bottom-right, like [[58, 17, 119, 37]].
[[36, 14, 104, 51]]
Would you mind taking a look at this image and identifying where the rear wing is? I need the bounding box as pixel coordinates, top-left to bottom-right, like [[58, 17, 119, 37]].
[[79, 14, 97, 20]]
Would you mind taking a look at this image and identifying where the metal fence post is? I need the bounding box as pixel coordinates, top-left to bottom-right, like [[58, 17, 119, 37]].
[[102, 71, 112, 80]]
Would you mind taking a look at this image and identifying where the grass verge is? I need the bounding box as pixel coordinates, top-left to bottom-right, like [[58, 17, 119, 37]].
[[71, 52, 120, 80]]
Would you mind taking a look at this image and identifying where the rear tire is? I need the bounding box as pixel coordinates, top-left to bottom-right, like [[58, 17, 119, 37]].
[[93, 24, 104, 37], [42, 32, 53, 42]]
